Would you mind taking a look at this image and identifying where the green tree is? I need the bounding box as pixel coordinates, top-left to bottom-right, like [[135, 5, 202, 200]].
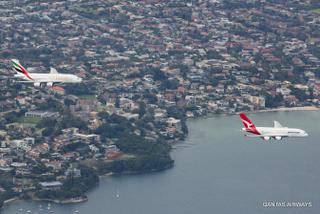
[[138, 102, 146, 119], [37, 118, 57, 129], [265, 94, 283, 108], [289, 87, 309, 101], [153, 68, 167, 81]]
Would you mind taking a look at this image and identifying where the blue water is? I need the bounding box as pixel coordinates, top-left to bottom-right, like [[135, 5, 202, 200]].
[[3, 111, 320, 214]]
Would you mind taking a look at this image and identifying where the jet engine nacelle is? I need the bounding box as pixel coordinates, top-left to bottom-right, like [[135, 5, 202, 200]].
[[47, 82, 54, 87], [275, 136, 282, 140], [263, 136, 271, 141], [34, 82, 41, 87]]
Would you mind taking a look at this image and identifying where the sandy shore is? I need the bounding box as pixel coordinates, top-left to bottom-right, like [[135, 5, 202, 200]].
[[252, 106, 320, 113], [3, 197, 19, 205]]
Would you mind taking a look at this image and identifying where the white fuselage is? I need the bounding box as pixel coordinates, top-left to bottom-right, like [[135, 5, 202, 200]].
[[14, 73, 82, 84], [242, 127, 308, 138]]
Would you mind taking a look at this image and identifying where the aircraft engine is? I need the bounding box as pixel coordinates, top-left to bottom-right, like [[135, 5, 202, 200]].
[[47, 82, 54, 87], [275, 136, 282, 140], [34, 82, 41, 87], [263, 136, 271, 141]]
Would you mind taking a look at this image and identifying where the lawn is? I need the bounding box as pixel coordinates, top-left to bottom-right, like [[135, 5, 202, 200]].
[[17, 116, 42, 124], [78, 95, 97, 100], [311, 8, 320, 13]]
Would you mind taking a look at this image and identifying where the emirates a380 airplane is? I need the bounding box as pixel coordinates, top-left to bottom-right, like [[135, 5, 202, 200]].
[[11, 59, 82, 87], [239, 113, 308, 140]]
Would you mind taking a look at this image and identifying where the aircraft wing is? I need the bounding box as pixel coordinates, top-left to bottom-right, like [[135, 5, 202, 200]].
[[245, 134, 288, 138], [14, 81, 34, 83]]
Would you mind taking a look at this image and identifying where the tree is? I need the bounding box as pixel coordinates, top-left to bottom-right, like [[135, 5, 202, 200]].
[[64, 83, 92, 96], [37, 118, 57, 129], [265, 94, 283, 108], [138, 102, 146, 119], [160, 78, 179, 90], [96, 134, 174, 174], [167, 106, 185, 119], [144, 93, 158, 104], [289, 87, 309, 101], [98, 112, 110, 120], [178, 64, 190, 79], [37, 98, 64, 112], [3, 112, 19, 123], [42, 127, 55, 137], [207, 50, 223, 60], [153, 68, 167, 81], [64, 98, 76, 106], [210, 78, 219, 87], [60, 113, 87, 130]]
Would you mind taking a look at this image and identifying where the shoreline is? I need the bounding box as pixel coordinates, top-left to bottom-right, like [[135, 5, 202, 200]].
[[2, 165, 174, 208], [2, 106, 319, 210], [193, 106, 320, 120], [249, 106, 320, 114], [32, 196, 88, 204], [2, 196, 88, 208], [3, 198, 19, 205]]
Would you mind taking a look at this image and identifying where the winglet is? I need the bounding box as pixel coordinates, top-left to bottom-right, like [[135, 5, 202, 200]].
[[10, 59, 33, 81]]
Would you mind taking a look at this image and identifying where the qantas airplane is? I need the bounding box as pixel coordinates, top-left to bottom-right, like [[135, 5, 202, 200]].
[[239, 113, 308, 140], [10, 59, 82, 87]]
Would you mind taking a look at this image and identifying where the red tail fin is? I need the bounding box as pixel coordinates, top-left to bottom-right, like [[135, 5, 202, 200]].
[[240, 113, 255, 128], [239, 113, 260, 135]]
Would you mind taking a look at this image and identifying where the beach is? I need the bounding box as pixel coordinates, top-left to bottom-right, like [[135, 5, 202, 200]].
[[254, 106, 320, 113]]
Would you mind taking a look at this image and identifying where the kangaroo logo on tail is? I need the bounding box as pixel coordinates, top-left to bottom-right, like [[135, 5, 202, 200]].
[[11, 59, 33, 81], [239, 113, 260, 135]]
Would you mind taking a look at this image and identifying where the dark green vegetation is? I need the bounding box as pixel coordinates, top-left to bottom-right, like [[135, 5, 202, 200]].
[[97, 135, 173, 175], [0, 172, 17, 208], [265, 94, 284, 108], [95, 113, 174, 174], [35, 165, 98, 200], [36, 112, 173, 200]]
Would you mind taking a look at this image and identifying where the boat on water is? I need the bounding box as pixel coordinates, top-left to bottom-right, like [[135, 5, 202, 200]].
[[116, 189, 120, 198]]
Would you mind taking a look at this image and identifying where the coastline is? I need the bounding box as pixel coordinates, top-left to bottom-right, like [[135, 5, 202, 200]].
[[2, 106, 319, 210], [3, 198, 19, 205], [32, 196, 88, 204], [193, 106, 320, 121], [2, 163, 174, 208], [2, 196, 88, 208], [249, 106, 320, 114]]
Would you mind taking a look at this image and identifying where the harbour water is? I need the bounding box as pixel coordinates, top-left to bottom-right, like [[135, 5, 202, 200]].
[[3, 111, 320, 214]]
